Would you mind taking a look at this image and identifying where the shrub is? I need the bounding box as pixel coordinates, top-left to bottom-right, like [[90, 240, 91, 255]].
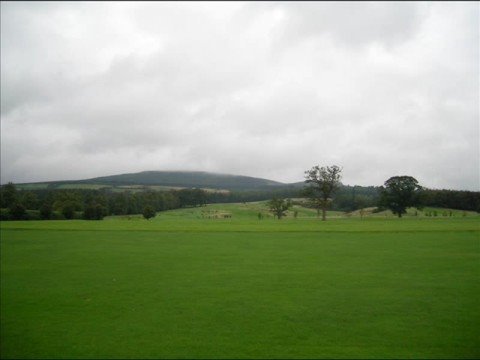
[[26, 210, 41, 220], [51, 211, 65, 220], [0, 208, 11, 220], [143, 206, 156, 220]]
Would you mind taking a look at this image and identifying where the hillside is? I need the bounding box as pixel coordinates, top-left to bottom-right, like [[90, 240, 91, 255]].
[[88, 171, 285, 190], [12, 171, 478, 213], [16, 171, 289, 191]]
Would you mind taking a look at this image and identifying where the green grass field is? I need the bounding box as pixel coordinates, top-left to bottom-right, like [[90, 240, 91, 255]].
[[1, 204, 479, 359]]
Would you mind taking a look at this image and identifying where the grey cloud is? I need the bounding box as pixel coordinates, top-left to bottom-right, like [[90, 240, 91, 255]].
[[238, 1, 424, 50], [1, 2, 478, 190]]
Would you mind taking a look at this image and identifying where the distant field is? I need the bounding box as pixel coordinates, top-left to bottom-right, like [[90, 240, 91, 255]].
[[15, 183, 49, 190], [346, 206, 478, 218], [16, 183, 173, 191], [12, 183, 246, 193], [16, 183, 111, 190], [56, 184, 111, 190], [15, 182, 225, 192], [1, 204, 479, 359], [143, 185, 185, 191], [107, 202, 479, 223]]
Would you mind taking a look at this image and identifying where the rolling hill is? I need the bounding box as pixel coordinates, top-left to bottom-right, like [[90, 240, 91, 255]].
[[10, 171, 479, 212], [16, 171, 296, 191]]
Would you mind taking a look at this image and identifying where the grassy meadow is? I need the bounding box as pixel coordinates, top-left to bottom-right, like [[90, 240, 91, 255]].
[[1, 203, 479, 359]]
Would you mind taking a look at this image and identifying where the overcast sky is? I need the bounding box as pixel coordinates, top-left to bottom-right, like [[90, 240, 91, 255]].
[[1, 1, 478, 190]]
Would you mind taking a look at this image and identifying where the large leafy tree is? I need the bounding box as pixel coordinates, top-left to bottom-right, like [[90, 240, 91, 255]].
[[379, 176, 422, 217], [268, 197, 292, 220], [304, 165, 342, 221]]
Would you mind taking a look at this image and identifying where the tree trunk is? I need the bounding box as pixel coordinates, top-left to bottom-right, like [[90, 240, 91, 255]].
[[322, 207, 326, 221], [398, 213, 402, 218]]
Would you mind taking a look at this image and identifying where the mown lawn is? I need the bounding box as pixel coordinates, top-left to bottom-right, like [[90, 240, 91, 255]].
[[1, 214, 479, 359]]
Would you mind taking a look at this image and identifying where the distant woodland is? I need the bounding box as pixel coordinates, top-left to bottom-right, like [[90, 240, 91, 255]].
[[1, 181, 479, 221]]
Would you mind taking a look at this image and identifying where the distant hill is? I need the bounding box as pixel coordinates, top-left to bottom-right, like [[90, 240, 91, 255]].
[[16, 171, 292, 191], [11, 170, 480, 211], [85, 171, 285, 190]]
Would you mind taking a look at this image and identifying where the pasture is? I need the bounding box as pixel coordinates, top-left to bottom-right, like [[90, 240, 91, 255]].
[[1, 204, 479, 359]]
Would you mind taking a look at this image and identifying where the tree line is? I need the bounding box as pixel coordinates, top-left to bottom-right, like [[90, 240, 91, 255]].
[[0, 185, 209, 220], [270, 165, 479, 219], [1, 170, 479, 220]]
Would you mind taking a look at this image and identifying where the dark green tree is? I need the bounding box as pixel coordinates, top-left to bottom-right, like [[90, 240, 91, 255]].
[[142, 205, 156, 220], [304, 165, 342, 221], [9, 202, 26, 220], [40, 203, 53, 219], [1, 182, 17, 208], [62, 203, 76, 219], [53, 191, 83, 218], [84, 203, 106, 220], [379, 176, 422, 218], [268, 197, 291, 220], [20, 191, 39, 209], [110, 193, 128, 215], [192, 188, 208, 207]]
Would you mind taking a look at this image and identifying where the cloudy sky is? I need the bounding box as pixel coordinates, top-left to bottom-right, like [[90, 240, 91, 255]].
[[1, 1, 478, 190]]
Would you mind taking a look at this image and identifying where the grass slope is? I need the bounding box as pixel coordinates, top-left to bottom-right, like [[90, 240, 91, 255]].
[[1, 205, 479, 359]]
